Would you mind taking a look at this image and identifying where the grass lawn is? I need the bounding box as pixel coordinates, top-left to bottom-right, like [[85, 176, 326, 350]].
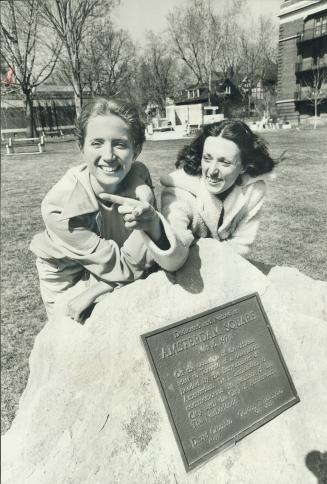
[[1, 128, 327, 434]]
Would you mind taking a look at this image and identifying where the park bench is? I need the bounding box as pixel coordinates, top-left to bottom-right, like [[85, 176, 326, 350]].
[[6, 135, 46, 155], [38, 125, 76, 139], [42, 129, 64, 140], [1, 128, 26, 142], [60, 125, 76, 136]]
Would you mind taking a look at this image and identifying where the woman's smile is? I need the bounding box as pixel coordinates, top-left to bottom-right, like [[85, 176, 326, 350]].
[[97, 160, 121, 174], [206, 173, 223, 185]]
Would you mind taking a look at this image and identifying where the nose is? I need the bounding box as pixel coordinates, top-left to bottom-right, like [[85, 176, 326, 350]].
[[208, 160, 219, 176], [101, 142, 114, 162]]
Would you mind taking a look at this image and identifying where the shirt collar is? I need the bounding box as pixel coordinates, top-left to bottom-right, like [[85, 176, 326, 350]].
[[60, 164, 99, 220]]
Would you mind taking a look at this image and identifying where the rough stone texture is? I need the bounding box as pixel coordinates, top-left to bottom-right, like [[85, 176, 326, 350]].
[[2, 239, 327, 484]]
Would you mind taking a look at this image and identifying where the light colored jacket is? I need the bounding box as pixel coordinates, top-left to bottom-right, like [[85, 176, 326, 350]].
[[30, 161, 185, 280], [159, 169, 269, 269], [30, 162, 157, 284]]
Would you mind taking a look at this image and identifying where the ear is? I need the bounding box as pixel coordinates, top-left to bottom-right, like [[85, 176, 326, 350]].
[[239, 159, 245, 174]]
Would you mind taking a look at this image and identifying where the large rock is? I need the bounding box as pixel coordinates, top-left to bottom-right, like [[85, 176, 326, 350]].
[[2, 240, 327, 484]]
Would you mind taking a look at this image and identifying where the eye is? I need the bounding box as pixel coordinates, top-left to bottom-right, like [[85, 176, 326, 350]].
[[114, 140, 129, 149], [91, 140, 102, 147], [203, 155, 211, 162], [218, 159, 232, 167]]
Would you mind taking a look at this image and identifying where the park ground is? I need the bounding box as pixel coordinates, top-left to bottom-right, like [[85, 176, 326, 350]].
[[1, 128, 327, 434]]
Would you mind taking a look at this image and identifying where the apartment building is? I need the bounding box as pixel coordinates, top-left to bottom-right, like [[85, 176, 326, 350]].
[[277, 0, 327, 122]]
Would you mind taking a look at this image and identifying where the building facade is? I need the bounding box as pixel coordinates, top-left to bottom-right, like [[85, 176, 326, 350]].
[[277, 0, 327, 122], [1, 60, 79, 136], [1, 86, 77, 136], [168, 75, 243, 125]]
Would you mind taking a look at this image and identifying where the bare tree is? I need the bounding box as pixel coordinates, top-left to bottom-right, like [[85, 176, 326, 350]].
[[82, 21, 135, 98], [138, 31, 179, 117], [0, 0, 61, 136], [37, 0, 117, 116], [301, 63, 327, 128], [239, 15, 278, 115], [167, 0, 246, 102], [214, 0, 247, 80], [167, 0, 222, 87], [256, 86, 277, 120]]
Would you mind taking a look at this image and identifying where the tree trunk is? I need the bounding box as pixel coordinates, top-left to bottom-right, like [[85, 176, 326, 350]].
[[208, 71, 212, 106], [74, 91, 83, 118], [25, 92, 36, 138], [72, 71, 83, 118]]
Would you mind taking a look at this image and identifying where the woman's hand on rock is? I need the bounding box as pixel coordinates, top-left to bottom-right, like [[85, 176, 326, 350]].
[[65, 293, 94, 323]]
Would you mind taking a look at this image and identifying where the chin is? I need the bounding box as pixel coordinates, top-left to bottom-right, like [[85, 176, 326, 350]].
[[100, 176, 119, 185], [98, 175, 123, 190], [205, 182, 224, 194], [209, 189, 224, 195]]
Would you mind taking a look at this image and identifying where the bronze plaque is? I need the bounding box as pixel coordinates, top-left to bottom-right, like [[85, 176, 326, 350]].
[[142, 293, 299, 471]]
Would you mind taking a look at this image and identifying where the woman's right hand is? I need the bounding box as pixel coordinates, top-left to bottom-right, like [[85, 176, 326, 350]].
[[99, 193, 163, 242]]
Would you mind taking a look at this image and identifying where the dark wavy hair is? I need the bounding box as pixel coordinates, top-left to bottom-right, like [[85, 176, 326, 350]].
[[75, 97, 145, 155], [176, 120, 276, 177]]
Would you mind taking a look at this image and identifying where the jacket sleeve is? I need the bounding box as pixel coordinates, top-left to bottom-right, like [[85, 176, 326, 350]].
[[223, 181, 266, 256], [136, 186, 195, 272]]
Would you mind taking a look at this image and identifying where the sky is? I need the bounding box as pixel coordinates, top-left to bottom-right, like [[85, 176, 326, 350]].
[[112, 0, 282, 43]]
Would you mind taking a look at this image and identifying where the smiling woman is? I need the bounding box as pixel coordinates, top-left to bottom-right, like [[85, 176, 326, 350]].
[[29, 97, 175, 322], [160, 120, 276, 265]]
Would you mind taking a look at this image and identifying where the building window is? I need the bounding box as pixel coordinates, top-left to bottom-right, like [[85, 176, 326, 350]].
[[315, 17, 321, 36], [314, 15, 327, 36], [225, 85, 231, 94], [322, 16, 327, 34]]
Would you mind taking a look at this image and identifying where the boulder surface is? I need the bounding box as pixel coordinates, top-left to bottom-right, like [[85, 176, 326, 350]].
[[2, 240, 327, 484]]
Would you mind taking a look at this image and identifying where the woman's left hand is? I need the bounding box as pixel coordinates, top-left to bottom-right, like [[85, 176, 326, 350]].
[[99, 193, 162, 242], [65, 292, 94, 323]]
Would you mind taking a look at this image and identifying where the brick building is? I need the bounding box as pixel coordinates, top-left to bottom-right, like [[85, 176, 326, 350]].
[[277, 0, 327, 122]]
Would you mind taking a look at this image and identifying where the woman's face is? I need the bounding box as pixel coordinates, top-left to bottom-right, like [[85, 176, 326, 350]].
[[201, 136, 243, 195], [83, 114, 136, 194]]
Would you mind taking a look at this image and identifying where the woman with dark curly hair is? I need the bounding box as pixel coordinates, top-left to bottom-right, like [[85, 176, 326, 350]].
[[160, 119, 276, 268]]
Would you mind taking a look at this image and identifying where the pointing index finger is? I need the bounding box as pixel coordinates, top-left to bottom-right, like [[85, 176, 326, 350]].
[[99, 193, 142, 208]]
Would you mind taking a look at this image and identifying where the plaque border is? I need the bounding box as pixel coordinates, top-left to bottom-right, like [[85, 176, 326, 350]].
[[141, 292, 300, 472]]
